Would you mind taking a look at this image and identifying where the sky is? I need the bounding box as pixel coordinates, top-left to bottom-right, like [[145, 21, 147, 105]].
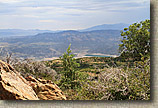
[[0, 0, 150, 30]]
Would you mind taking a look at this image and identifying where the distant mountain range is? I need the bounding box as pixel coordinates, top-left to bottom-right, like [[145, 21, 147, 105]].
[[82, 23, 129, 31], [0, 23, 129, 59], [0, 30, 121, 59], [0, 29, 54, 37], [0, 23, 129, 37]]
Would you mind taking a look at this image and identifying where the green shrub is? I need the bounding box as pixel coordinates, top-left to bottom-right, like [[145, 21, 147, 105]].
[[71, 59, 150, 100]]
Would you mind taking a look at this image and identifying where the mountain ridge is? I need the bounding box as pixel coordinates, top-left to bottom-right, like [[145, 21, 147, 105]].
[[0, 29, 54, 37], [0, 23, 128, 37], [81, 23, 129, 31], [0, 30, 121, 59]]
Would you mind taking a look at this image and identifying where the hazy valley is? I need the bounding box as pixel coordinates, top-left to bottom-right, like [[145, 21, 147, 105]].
[[0, 23, 127, 60]]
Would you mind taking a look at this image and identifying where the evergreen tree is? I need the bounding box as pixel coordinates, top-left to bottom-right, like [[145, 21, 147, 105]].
[[59, 44, 80, 89], [119, 19, 150, 61]]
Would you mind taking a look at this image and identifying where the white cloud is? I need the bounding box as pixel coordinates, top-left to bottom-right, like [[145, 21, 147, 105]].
[[10, 14, 39, 18], [0, 0, 25, 3], [0, 0, 150, 30], [39, 20, 57, 23]]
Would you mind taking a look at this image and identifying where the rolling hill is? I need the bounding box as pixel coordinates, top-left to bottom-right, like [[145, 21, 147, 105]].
[[0, 30, 121, 60]]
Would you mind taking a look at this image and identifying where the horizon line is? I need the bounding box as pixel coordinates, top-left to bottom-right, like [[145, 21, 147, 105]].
[[0, 22, 131, 31]]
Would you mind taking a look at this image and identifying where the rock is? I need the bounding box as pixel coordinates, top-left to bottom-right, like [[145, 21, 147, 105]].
[[0, 60, 66, 100], [0, 60, 39, 100], [25, 76, 67, 100]]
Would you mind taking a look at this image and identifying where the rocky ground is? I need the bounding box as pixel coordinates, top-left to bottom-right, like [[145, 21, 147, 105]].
[[0, 60, 66, 100]]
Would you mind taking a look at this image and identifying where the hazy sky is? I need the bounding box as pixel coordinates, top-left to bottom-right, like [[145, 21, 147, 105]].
[[0, 0, 150, 30]]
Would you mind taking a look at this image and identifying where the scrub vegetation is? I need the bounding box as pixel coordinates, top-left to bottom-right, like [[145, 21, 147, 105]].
[[0, 20, 150, 100]]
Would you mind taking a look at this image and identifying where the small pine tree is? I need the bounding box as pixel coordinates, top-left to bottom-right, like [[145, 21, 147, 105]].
[[59, 44, 80, 89]]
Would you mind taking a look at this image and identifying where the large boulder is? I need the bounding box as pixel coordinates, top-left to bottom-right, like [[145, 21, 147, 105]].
[[25, 76, 67, 100], [0, 60, 39, 100]]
